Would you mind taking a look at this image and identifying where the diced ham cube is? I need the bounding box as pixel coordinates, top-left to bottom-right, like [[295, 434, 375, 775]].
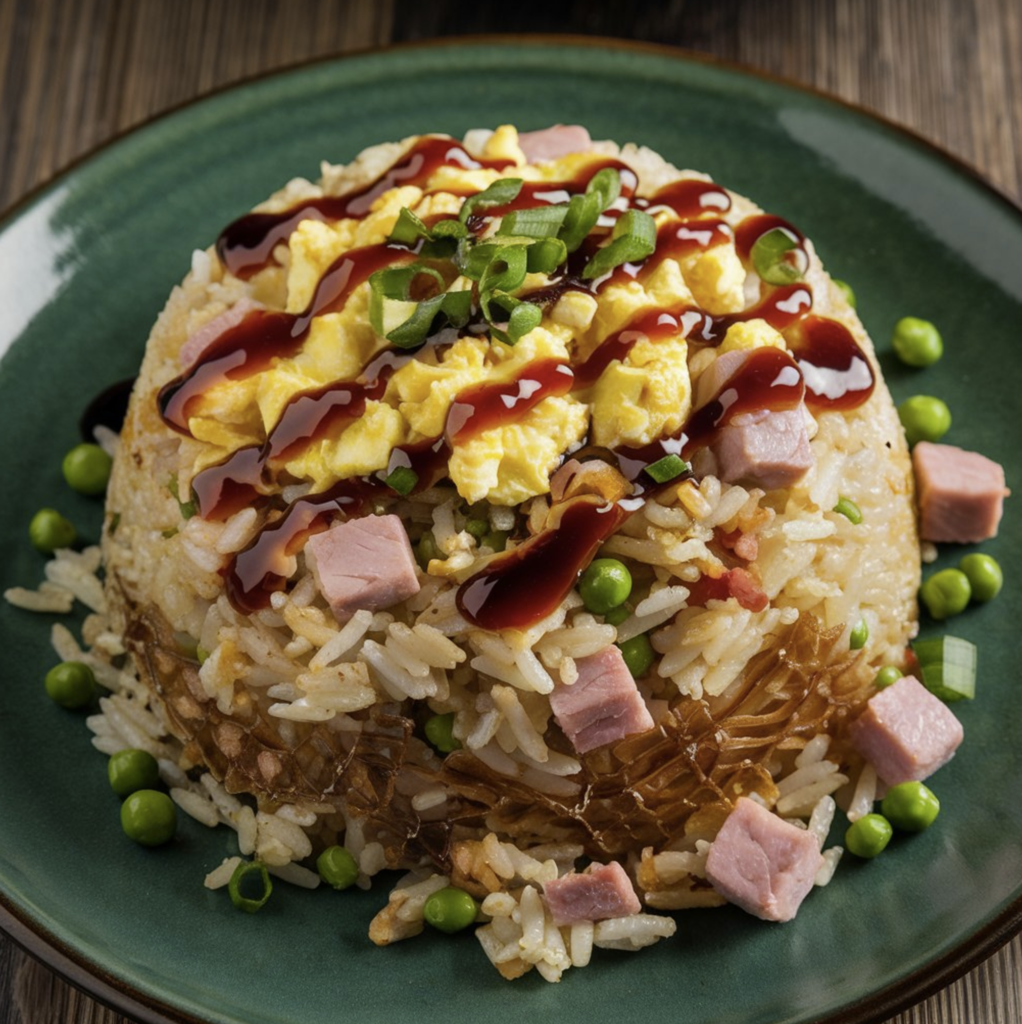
[[518, 125, 593, 162], [179, 297, 263, 369], [705, 797, 823, 923], [693, 350, 813, 490], [544, 861, 641, 926], [686, 567, 769, 613], [913, 441, 1009, 543], [849, 674, 963, 785], [305, 514, 420, 624], [549, 645, 654, 754]]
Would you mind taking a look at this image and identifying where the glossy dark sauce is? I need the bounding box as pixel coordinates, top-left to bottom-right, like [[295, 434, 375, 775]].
[[445, 360, 575, 444], [456, 497, 630, 631], [787, 315, 876, 410]]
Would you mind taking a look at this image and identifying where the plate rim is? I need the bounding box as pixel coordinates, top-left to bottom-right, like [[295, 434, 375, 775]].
[[1, 32, 1020, 1024]]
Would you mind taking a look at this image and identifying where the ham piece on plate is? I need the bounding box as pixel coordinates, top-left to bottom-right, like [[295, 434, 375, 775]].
[[548, 645, 654, 754], [849, 674, 964, 785], [705, 796, 823, 922], [912, 441, 1009, 543], [544, 861, 642, 926], [306, 514, 420, 624], [178, 297, 264, 369]]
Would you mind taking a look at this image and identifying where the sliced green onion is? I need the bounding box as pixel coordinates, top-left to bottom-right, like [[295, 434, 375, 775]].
[[478, 245, 529, 298], [459, 177, 523, 223], [581, 209, 657, 280], [384, 466, 419, 496], [558, 191, 604, 253], [850, 618, 869, 650], [751, 227, 805, 285], [644, 453, 689, 484], [833, 496, 863, 524], [388, 207, 432, 245], [911, 635, 977, 702], [430, 218, 468, 239], [527, 237, 567, 274], [228, 860, 273, 913], [484, 294, 542, 345], [425, 712, 462, 754], [497, 205, 569, 239], [369, 263, 471, 347], [586, 167, 622, 211]]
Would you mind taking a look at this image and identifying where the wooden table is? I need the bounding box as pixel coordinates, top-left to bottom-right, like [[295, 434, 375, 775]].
[[1, 1, 1020, 1021]]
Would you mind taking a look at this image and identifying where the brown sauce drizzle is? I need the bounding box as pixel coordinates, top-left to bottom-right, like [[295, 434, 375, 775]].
[[445, 359, 575, 444], [734, 213, 806, 263], [787, 315, 876, 410], [649, 178, 732, 219], [216, 136, 513, 278], [456, 497, 630, 631]]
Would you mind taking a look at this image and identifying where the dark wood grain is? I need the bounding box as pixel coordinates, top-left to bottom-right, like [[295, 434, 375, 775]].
[[1, 1, 1020, 1022]]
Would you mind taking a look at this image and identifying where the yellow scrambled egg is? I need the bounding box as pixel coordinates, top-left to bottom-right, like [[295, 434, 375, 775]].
[[186, 126, 751, 505]]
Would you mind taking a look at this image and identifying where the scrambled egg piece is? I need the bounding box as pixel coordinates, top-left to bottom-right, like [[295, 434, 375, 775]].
[[718, 318, 787, 354], [678, 244, 745, 315]]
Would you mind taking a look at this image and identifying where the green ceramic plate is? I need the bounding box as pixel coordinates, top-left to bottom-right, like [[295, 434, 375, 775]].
[[1, 37, 1020, 1024]]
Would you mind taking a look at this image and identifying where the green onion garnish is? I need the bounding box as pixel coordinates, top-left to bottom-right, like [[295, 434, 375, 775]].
[[750, 227, 805, 285], [527, 237, 567, 274], [587, 167, 622, 211], [581, 209, 657, 280], [228, 860, 273, 914], [478, 246, 529, 298], [644, 453, 689, 484], [369, 263, 470, 348], [497, 205, 569, 239], [388, 207, 433, 245], [384, 466, 419, 496], [459, 177, 523, 223], [484, 294, 543, 345], [833, 496, 863, 524], [911, 635, 977, 702]]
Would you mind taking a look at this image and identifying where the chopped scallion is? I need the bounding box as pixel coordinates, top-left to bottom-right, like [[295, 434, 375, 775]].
[[384, 466, 419, 496], [833, 496, 863, 524], [850, 618, 869, 649], [497, 205, 569, 239], [228, 860, 273, 914], [911, 635, 977, 702], [644, 453, 689, 484], [751, 227, 806, 285], [527, 237, 567, 274], [459, 177, 523, 223], [581, 209, 657, 280]]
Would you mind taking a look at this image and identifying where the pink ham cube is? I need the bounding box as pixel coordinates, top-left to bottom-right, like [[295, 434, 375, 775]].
[[518, 125, 593, 162], [705, 797, 823, 922], [548, 645, 654, 754], [305, 514, 420, 624], [544, 861, 641, 926], [913, 441, 1009, 543], [849, 674, 963, 785]]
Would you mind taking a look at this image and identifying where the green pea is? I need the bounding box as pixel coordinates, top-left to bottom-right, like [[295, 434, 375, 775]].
[[415, 530, 443, 570], [604, 604, 632, 627], [425, 712, 462, 754], [920, 568, 971, 620], [120, 789, 177, 846], [618, 633, 655, 679], [481, 530, 508, 553], [29, 508, 76, 553], [423, 886, 479, 933], [881, 781, 940, 832], [316, 845, 360, 890], [464, 517, 490, 540], [108, 748, 160, 797], [844, 813, 893, 858], [958, 553, 1002, 603], [833, 496, 863, 524], [849, 618, 869, 650], [579, 558, 632, 614], [62, 442, 113, 496], [897, 395, 951, 446], [833, 279, 856, 308], [891, 316, 943, 368], [44, 661, 96, 709], [874, 665, 904, 689]]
